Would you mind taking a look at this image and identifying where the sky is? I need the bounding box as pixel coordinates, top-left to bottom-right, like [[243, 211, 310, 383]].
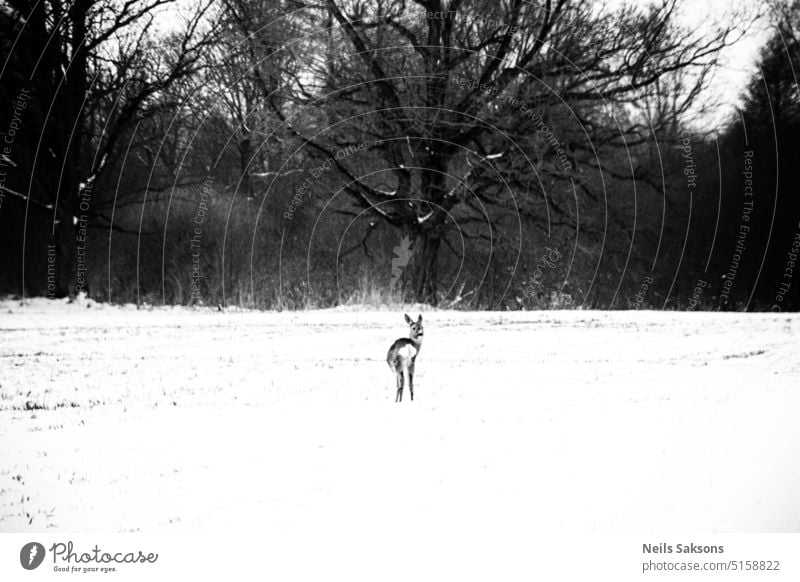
[[675, 0, 774, 128]]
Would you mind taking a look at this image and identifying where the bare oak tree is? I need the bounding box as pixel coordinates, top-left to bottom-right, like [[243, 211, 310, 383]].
[[261, 0, 737, 303]]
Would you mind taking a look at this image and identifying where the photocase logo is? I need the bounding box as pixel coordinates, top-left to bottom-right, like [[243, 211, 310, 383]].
[[20, 542, 46, 570], [390, 236, 413, 288]]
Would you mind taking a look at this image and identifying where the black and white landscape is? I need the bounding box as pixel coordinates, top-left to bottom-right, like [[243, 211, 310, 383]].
[[1, 0, 799, 551]]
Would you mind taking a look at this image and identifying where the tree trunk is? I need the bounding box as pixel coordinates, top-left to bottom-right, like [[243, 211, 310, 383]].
[[407, 228, 442, 304], [50, 0, 89, 298], [240, 138, 254, 198], [53, 218, 75, 298], [405, 147, 451, 303]]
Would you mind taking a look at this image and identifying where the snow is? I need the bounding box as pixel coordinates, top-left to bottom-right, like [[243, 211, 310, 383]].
[[1, 298, 799, 536]]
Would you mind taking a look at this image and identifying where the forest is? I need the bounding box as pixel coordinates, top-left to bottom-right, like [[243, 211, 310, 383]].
[[1, 0, 798, 310]]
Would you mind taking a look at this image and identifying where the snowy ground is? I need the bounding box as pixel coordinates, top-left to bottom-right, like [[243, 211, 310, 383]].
[[1, 298, 799, 534]]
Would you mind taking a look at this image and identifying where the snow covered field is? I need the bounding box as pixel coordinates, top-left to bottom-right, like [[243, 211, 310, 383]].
[[1, 298, 799, 535]]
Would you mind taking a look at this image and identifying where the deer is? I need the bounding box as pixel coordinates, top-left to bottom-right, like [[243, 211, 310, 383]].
[[386, 314, 424, 402]]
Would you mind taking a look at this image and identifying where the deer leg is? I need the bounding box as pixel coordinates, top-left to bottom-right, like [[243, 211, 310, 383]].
[[409, 361, 415, 401], [395, 369, 404, 402]]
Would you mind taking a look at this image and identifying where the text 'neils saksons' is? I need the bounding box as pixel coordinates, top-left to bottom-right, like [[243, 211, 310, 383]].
[[643, 543, 724, 554]]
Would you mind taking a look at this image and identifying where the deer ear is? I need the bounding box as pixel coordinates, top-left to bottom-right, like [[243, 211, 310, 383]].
[[417, 314, 423, 323], [404, 314, 413, 325]]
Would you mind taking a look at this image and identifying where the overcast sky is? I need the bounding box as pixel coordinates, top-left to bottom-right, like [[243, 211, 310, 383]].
[[676, 0, 774, 128]]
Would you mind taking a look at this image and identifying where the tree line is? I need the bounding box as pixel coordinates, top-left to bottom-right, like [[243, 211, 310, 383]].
[[0, 0, 798, 310]]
